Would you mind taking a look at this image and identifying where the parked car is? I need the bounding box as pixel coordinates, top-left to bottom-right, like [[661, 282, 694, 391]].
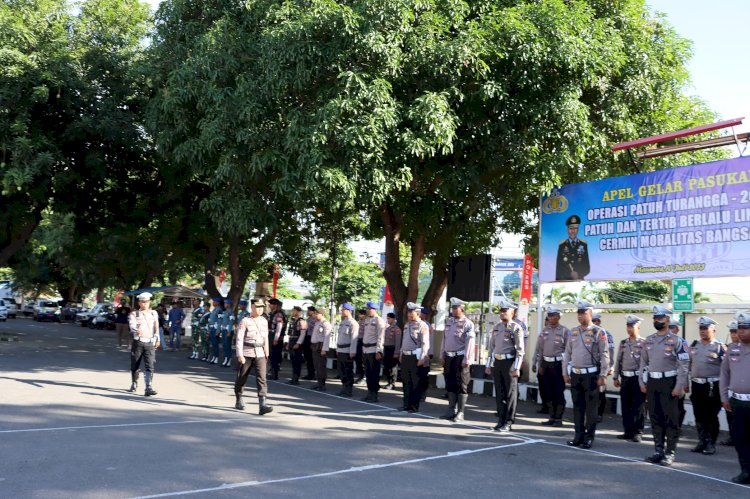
[[0, 299, 8, 321], [76, 303, 111, 327], [22, 301, 36, 317], [90, 309, 116, 330], [33, 300, 61, 322], [60, 303, 84, 322], [5, 300, 18, 318]]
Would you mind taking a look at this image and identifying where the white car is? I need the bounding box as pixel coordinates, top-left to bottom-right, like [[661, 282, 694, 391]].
[[33, 300, 61, 322], [5, 300, 18, 318], [0, 299, 8, 321], [76, 303, 111, 327]]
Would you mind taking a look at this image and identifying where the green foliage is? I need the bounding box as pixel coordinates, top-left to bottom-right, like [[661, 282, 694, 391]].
[[601, 280, 671, 304]]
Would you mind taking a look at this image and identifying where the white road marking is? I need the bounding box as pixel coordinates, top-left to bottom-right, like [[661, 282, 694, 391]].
[[132, 439, 545, 498], [0, 418, 246, 434]]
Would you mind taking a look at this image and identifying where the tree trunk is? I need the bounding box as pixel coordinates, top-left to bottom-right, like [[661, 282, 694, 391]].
[[203, 240, 220, 298], [421, 254, 449, 322], [227, 235, 250, 306], [0, 218, 39, 267]]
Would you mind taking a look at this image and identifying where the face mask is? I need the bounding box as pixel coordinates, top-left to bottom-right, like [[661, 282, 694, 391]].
[[653, 320, 667, 330]]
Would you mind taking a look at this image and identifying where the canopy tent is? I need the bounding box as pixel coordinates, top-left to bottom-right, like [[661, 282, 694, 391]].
[[123, 286, 204, 300]]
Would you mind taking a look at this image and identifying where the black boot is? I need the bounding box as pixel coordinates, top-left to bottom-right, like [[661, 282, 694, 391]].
[[442, 393, 457, 419], [453, 394, 467, 423], [371, 391, 379, 403], [361, 391, 374, 402], [128, 371, 139, 393], [235, 394, 245, 410], [272, 370, 279, 381], [144, 372, 157, 397], [692, 424, 707, 453], [537, 404, 550, 414], [702, 440, 716, 455], [259, 396, 273, 415]]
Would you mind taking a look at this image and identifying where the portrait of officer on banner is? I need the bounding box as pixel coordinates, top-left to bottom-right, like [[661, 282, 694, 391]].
[[555, 214, 590, 281]]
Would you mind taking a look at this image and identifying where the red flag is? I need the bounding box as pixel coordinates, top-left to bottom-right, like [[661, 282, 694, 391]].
[[383, 285, 393, 305], [219, 270, 226, 284], [113, 289, 122, 305], [520, 254, 534, 305]]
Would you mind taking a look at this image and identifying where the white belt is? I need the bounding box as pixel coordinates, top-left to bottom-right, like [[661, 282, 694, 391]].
[[572, 367, 598, 374], [137, 337, 157, 344], [649, 370, 677, 379], [543, 355, 563, 362], [732, 393, 750, 402], [402, 350, 416, 355], [495, 353, 515, 360], [691, 377, 720, 384], [445, 350, 465, 358], [621, 371, 637, 377]]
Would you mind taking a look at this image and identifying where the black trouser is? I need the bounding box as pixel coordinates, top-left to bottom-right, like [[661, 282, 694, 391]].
[[444, 355, 470, 394], [302, 335, 315, 378], [570, 372, 599, 442], [540, 360, 565, 419], [383, 346, 397, 385], [598, 388, 608, 418], [678, 394, 686, 428], [235, 356, 268, 397], [730, 399, 750, 473], [130, 340, 156, 375], [337, 352, 354, 391], [418, 364, 430, 398], [364, 352, 381, 393], [691, 380, 722, 443], [312, 342, 327, 385], [493, 358, 518, 425], [289, 341, 304, 379], [647, 377, 680, 454], [354, 339, 364, 379], [620, 375, 645, 436], [401, 354, 421, 410], [269, 335, 284, 375]]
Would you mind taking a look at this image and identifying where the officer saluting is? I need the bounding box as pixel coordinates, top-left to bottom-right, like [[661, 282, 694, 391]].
[[562, 300, 609, 449], [720, 312, 750, 484], [689, 316, 726, 456], [335, 304, 359, 397], [613, 315, 646, 442], [555, 215, 590, 281], [128, 292, 159, 396], [399, 302, 430, 412], [234, 299, 273, 415], [640, 305, 689, 466], [440, 297, 476, 423], [534, 306, 570, 427]]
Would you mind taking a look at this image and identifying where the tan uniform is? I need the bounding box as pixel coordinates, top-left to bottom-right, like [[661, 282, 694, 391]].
[[234, 314, 270, 398]]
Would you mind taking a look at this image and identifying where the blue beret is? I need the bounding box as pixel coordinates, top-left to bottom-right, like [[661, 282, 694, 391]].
[[365, 301, 378, 309], [342, 303, 354, 311], [239, 299, 248, 306], [420, 307, 430, 315], [211, 297, 222, 302], [224, 298, 233, 305]]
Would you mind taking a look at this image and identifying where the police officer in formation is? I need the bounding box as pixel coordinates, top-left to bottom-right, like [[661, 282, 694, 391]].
[[721, 320, 740, 447], [399, 302, 430, 412], [720, 311, 750, 484], [689, 316, 726, 455], [128, 292, 159, 396], [267, 298, 288, 380], [188, 299, 205, 360], [613, 314, 646, 442], [207, 296, 222, 364], [484, 298, 524, 432], [669, 318, 689, 430], [361, 301, 386, 402], [562, 300, 609, 449], [335, 304, 359, 397], [220, 298, 235, 367], [383, 312, 401, 390], [310, 309, 332, 391], [302, 306, 318, 380], [639, 306, 690, 466], [286, 306, 307, 385], [592, 313, 615, 422], [533, 306, 569, 427], [355, 308, 367, 384], [418, 307, 434, 402], [440, 297, 476, 423], [234, 299, 273, 415]]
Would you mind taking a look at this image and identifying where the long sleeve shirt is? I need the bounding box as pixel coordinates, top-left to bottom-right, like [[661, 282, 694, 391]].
[[638, 331, 690, 389], [563, 324, 610, 378], [128, 309, 159, 341], [208, 307, 221, 329], [220, 307, 235, 332], [361, 316, 386, 354], [401, 319, 430, 365], [168, 308, 185, 328], [235, 315, 269, 358], [486, 321, 524, 371], [336, 318, 359, 354], [720, 342, 750, 402], [439, 316, 476, 365]]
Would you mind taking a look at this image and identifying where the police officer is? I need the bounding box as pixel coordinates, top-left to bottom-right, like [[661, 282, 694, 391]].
[[383, 312, 402, 390], [310, 309, 331, 391], [236, 299, 249, 322], [302, 306, 317, 380], [207, 296, 222, 364], [563, 300, 609, 449], [418, 307, 434, 402], [555, 214, 590, 281], [336, 303, 359, 397], [220, 298, 235, 367], [267, 298, 288, 380], [189, 300, 205, 360], [485, 298, 524, 432], [720, 311, 750, 484], [361, 301, 386, 402], [689, 316, 726, 455], [669, 318, 689, 432], [721, 320, 740, 447], [286, 306, 307, 385], [440, 297, 476, 423], [613, 315, 646, 442], [127, 292, 159, 396], [399, 302, 430, 412], [640, 305, 690, 466], [534, 306, 570, 427], [234, 299, 273, 415], [355, 309, 367, 384], [592, 313, 615, 422]]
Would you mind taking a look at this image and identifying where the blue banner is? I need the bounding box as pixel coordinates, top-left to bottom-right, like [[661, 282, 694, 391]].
[[539, 155, 750, 282]]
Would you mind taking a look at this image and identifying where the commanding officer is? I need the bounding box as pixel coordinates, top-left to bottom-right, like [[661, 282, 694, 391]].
[[355, 309, 367, 384], [419, 307, 434, 402], [336, 304, 359, 397], [267, 298, 288, 380], [613, 315, 646, 442], [128, 292, 159, 396], [234, 299, 273, 415], [220, 298, 235, 367], [689, 316, 726, 455], [361, 301, 386, 402], [400, 302, 430, 412], [382, 312, 402, 390], [640, 306, 690, 466], [555, 214, 590, 281], [720, 312, 750, 484], [485, 298, 524, 432], [562, 300, 609, 449], [722, 320, 740, 446], [534, 306, 570, 427], [440, 297, 476, 423], [207, 297, 222, 364], [592, 313, 615, 422], [310, 309, 332, 391], [286, 306, 307, 385]]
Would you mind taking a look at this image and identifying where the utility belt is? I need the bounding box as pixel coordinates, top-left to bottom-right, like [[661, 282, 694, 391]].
[[337, 343, 351, 349], [494, 353, 515, 360], [571, 366, 598, 375], [621, 370, 638, 378], [444, 350, 465, 358], [543, 355, 563, 362], [363, 342, 376, 348], [244, 343, 261, 348], [136, 337, 157, 344], [732, 393, 750, 402], [691, 377, 720, 384], [648, 370, 677, 379], [402, 350, 417, 356]]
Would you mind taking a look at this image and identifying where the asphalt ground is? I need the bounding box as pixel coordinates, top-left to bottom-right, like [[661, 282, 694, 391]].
[[0, 319, 747, 498]]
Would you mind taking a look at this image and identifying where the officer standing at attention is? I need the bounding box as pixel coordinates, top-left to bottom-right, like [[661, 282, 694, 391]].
[[534, 306, 569, 427], [189, 299, 205, 360], [720, 311, 750, 484], [399, 302, 430, 412], [355, 309, 367, 385], [640, 306, 690, 466], [555, 214, 590, 281], [440, 297, 476, 423], [220, 298, 235, 367], [419, 307, 434, 402], [361, 301, 386, 402], [613, 315, 646, 442], [267, 298, 288, 380], [669, 318, 689, 431], [302, 306, 318, 380], [721, 320, 740, 447], [383, 312, 402, 390], [485, 298, 524, 432], [592, 313, 615, 422], [207, 297, 222, 364], [562, 300, 609, 449], [310, 309, 332, 392], [128, 292, 159, 396], [335, 304, 359, 397], [689, 316, 726, 455], [286, 306, 307, 385], [234, 299, 273, 415]]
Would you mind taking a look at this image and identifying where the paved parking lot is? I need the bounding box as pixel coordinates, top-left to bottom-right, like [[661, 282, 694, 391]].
[[0, 319, 746, 498]]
